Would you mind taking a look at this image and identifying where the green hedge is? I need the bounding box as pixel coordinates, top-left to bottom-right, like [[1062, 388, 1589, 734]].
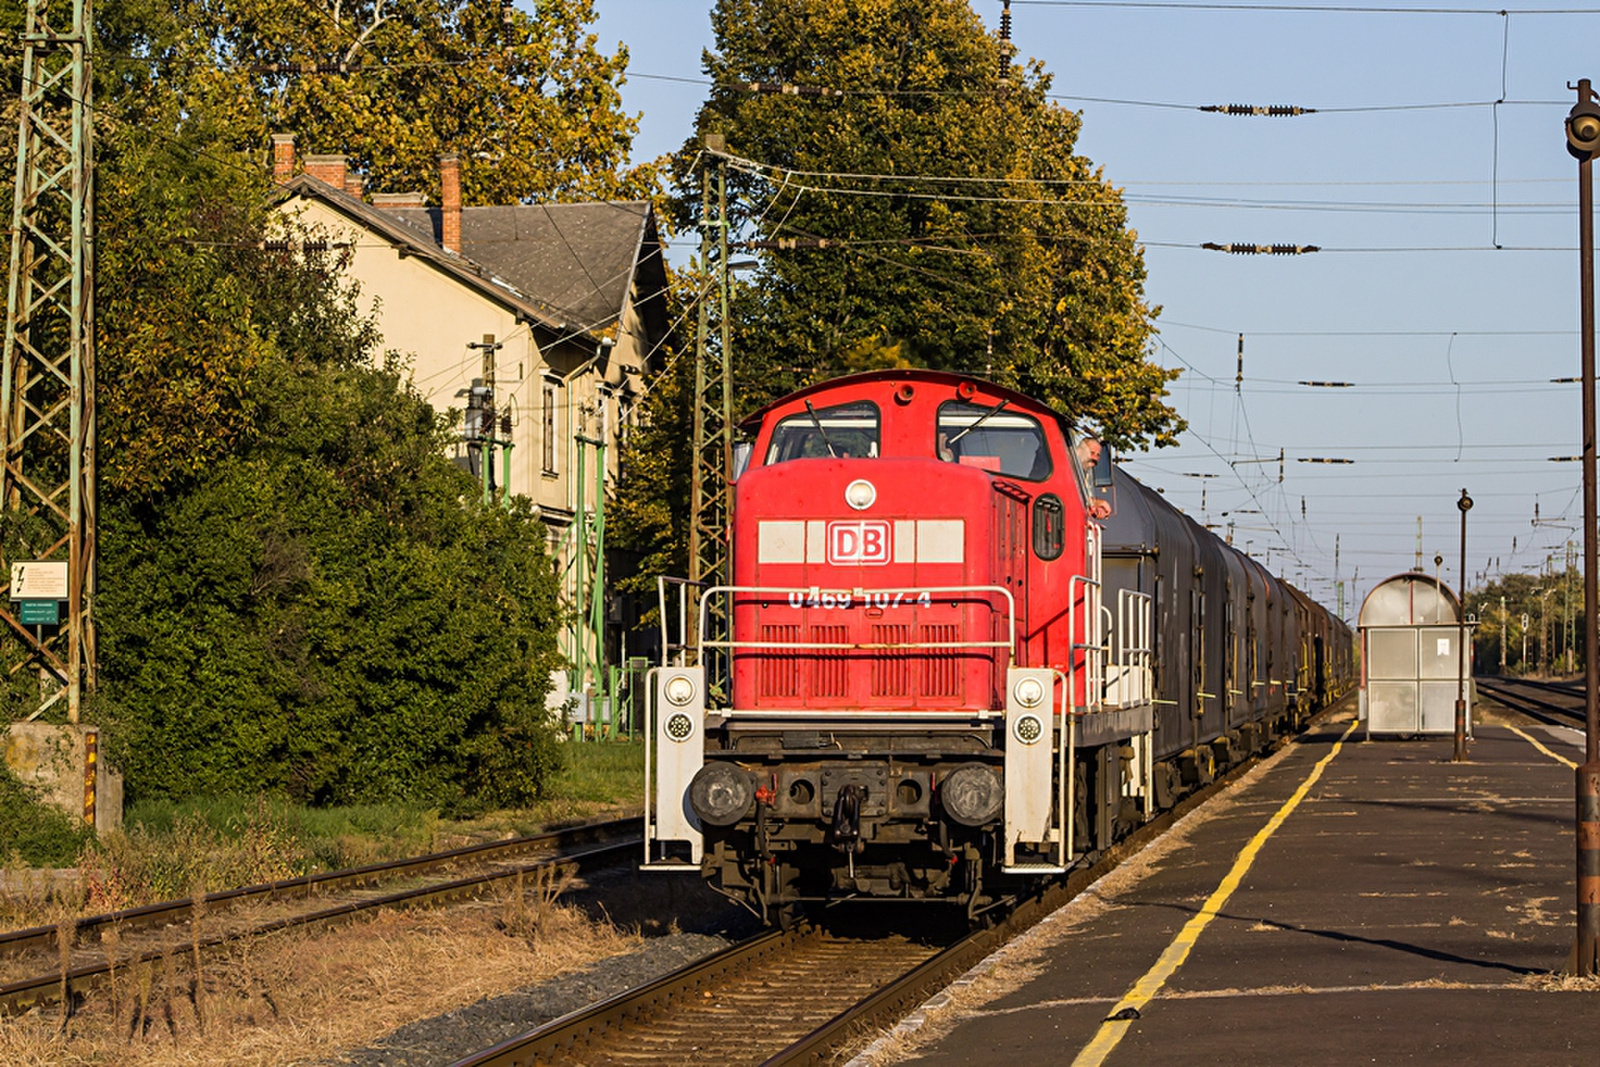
[[94, 359, 567, 815]]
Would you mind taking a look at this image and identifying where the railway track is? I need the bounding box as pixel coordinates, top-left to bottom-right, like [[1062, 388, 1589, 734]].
[[1476, 675, 1585, 729], [0, 816, 641, 1016], [447, 705, 1352, 1067]]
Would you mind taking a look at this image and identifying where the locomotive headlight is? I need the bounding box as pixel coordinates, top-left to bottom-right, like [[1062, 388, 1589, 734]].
[[664, 674, 697, 707], [939, 763, 1004, 827], [1012, 675, 1046, 709], [1013, 713, 1045, 745], [844, 478, 877, 510], [688, 763, 754, 827]]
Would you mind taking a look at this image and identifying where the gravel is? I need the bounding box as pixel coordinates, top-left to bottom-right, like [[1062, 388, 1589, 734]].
[[326, 873, 760, 1066]]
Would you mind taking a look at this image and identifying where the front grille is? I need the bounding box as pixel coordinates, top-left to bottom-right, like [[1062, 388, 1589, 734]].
[[871, 624, 910, 697], [810, 624, 848, 697], [759, 624, 800, 698], [921, 623, 961, 697]]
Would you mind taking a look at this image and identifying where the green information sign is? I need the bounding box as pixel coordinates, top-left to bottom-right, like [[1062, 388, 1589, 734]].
[[18, 600, 60, 625]]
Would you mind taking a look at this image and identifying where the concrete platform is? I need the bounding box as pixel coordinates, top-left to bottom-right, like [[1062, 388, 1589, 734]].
[[884, 712, 1599, 1065]]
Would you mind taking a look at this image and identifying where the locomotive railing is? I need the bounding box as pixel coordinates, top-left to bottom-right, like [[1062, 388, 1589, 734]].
[[1107, 589, 1153, 708], [1067, 573, 1103, 719], [656, 575, 707, 667]]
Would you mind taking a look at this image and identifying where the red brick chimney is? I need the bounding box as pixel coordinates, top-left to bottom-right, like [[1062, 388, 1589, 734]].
[[345, 172, 365, 199], [439, 152, 461, 254], [303, 154, 347, 189], [271, 133, 295, 184]]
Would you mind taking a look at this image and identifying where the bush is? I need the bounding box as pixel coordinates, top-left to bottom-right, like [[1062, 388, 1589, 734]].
[[0, 762, 93, 868], [95, 357, 568, 814]]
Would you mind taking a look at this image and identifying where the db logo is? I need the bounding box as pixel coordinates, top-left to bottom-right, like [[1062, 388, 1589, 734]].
[[828, 520, 891, 565]]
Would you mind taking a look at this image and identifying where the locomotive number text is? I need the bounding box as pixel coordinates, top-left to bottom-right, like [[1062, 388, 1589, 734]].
[[787, 590, 933, 610]]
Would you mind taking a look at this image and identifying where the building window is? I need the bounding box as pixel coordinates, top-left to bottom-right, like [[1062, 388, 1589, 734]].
[[542, 381, 558, 474]]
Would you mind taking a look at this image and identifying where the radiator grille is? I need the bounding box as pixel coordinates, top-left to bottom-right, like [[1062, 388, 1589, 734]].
[[759, 624, 800, 698], [871, 624, 911, 697], [809, 624, 848, 697], [920, 623, 961, 697]]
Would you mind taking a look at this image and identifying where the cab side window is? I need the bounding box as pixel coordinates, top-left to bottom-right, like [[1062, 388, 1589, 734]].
[[935, 401, 1052, 480], [765, 400, 880, 464]]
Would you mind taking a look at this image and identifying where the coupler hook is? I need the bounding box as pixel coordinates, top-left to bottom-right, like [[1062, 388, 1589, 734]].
[[831, 784, 865, 878]]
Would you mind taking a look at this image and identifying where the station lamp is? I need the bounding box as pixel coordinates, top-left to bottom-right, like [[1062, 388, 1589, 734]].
[[1563, 78, 1600, 979]]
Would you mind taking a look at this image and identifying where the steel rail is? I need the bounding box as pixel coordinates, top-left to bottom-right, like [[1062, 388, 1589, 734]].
[[0, 824, 640, 1016], [452, 699, 1356, 1067], [449, 927, 798, 1066], [1477, 677, 1585, 729], [0, 816, 640, 961]]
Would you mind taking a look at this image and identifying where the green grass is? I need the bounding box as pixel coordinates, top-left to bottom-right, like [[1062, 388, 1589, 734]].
[[459, 737, 647, 837]]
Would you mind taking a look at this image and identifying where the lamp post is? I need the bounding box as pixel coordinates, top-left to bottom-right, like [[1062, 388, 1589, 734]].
[[1564, 77, 1600, 976], [1455, 490, 1472, 762]]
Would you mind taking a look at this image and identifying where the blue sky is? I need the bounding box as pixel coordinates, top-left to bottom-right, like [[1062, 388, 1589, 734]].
[[591, 0, 1600, 624]]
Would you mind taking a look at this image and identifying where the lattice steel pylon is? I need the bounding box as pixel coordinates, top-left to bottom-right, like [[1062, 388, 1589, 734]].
[[2, 0, 96, 723], [687, 142, 732, 676]]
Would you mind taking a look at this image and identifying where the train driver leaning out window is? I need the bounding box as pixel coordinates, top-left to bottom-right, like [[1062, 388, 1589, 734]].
[[1074, 437, 1113, 519]]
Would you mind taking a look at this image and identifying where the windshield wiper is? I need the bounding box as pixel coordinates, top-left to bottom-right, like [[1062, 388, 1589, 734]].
[[945, 398, 1009, 447], [805, 400, 840, 458]]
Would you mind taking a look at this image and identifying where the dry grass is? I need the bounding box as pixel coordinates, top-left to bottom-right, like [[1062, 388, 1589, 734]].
[[0, 875, 640, 1065]]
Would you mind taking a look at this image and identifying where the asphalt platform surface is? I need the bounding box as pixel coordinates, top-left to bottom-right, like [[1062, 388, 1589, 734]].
[[887, 705, 1599, 1066]]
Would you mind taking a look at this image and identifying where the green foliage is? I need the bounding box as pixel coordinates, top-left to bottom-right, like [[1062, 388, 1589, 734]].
[[611, 340, 693, 595], [678, 0, 1182, 450], [96, 354, 568, 813], [166, 0, 658, 205], [0, 0, 640, 814], [0, 762, 94, 868], [1466, 568, 1580, 676]]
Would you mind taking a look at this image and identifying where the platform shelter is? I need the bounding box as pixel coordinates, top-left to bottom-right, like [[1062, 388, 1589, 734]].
[[1358, 571, 1473, 737]]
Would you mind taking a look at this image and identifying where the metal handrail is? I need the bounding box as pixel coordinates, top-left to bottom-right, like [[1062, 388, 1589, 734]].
[[642, 666, 657, 865], [657, 576, 707, 668], [695, 584, 1018, 661], [1067, 573, 1103, 720], [1114, 589, 1154, 708]]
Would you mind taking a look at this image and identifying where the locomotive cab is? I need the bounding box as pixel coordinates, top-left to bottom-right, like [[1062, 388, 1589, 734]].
[[643, 371, 1159, 921]]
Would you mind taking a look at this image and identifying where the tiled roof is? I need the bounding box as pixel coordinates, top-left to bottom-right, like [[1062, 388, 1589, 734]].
[[272, 176, 666, 345]]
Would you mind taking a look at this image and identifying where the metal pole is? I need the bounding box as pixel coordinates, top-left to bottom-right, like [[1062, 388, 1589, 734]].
[[574, 433, 587, 740], [1501, 595, 1507, 675], [1454, 489, 1471, 762], [1566, 77, 1600, 975]]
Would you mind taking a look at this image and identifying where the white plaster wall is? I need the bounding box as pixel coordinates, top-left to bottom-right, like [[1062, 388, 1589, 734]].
[[277, 198, 567, 512]]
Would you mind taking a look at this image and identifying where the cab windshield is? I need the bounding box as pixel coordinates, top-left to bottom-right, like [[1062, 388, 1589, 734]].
[[765, 400, 880, 463], [936, 401, 1051, 480]]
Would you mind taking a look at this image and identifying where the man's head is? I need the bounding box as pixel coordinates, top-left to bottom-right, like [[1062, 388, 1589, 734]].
[[1077, 437, 1102, 469]]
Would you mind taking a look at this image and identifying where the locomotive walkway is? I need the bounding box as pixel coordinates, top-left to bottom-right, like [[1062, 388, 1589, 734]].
[[875, 699, 1597, 1065]]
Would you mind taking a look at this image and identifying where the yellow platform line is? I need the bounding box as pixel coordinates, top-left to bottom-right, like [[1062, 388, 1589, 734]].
[[1506, 724, 1578, 770], [1071, 721, 1359, 1067]]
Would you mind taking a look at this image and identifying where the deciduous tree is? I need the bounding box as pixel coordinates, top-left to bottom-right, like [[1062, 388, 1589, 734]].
[[676, 0, 1182, 450], [172, 0, 658, 205]]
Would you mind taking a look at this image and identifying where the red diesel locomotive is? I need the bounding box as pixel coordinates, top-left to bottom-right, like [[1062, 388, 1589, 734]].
[[644, 369, 1351, 921]]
